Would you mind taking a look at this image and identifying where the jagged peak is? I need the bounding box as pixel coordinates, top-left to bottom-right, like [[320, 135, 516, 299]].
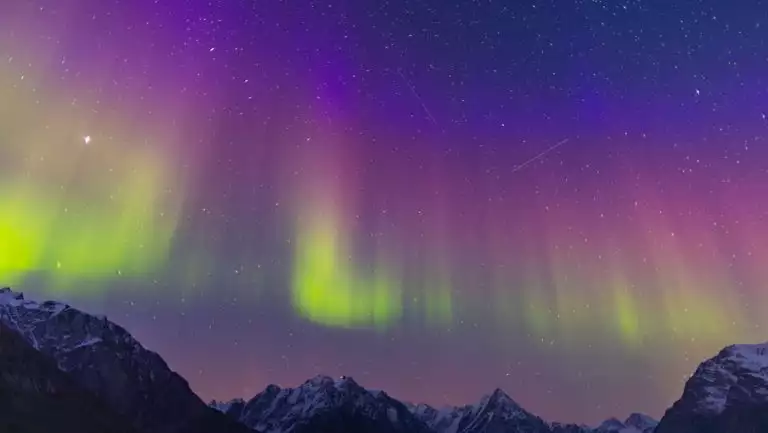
[[335, 374, 360, 387], [596, 417, 626, 431], [490, 387, 507, 396], [209, 397, 246, 411], [0, 287, 246, 433], [412, 402, 436, 412], [625, 412, 657, 428], [0, 286, 68, 314], [481, 387, 518, 407], [468, 386, 527, 422], [0, 286, 25, 302], [305, 374, 333, 386], [0, 286, 151, 362], [718, 342, 768, 369], [303, 374, 361, 390]]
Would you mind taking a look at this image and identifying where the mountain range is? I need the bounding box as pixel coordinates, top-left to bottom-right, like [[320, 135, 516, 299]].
[[0, 286, 766, 433]]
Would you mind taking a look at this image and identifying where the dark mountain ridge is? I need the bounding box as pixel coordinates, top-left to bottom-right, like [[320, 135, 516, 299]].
[[2, 286, 767, 433], [0, 321, 136, 433], [0, 286, 250, 433]]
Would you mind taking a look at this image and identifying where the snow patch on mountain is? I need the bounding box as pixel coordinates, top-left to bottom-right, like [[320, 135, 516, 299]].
[[228, 375, 433, 433], [594, 413, 657, 432], [684, 342, 768, 415], [0, 286, 247, 433], [210, 398, 246, 414], [72, 336, 103, 349], [410, 402, 468, 433], [623, 412, 657, 432], [0, 287, 129, 356]]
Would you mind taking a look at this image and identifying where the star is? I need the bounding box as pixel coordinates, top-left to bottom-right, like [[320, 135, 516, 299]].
[[83, 135, 91, 145]]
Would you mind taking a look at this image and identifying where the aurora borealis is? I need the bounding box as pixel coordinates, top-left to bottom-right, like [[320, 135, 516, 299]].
[[2, 0, 768, 425]]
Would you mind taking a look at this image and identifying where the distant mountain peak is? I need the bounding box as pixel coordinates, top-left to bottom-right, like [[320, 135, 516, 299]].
[[228, 375, 433, 433], [305, 374, 335, 386], [592, 413, 658, 433], [595, 417, 627, 432], [486, 387, 515, 403], [303, 374, 362, 391], [599, 417, 624, 426], [475, 386, 524, 416], [624, 412, 658, 430], [210, 397, 246, 409]]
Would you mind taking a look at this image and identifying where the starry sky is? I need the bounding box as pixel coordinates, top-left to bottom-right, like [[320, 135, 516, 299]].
[[2, 0, 768, 425]]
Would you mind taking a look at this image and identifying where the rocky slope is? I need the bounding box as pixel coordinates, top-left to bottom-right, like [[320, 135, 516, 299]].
[[413, 388, 558, 433], [0, 287, 250, 433], [213, 379, 628, 433], [593, 413, 656, 432], [655, 342, 768, 433], [0, 322, 136, 433], [214, 375, 433, 433]]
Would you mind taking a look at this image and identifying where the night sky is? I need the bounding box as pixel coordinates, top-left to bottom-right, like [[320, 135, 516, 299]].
[[2, 0, 768, 425]]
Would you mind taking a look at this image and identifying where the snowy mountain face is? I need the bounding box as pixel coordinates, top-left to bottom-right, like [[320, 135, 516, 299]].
[[655, 342, 768, 433], [0, 287, 250, 433], [217, 375, 434, 433], [458, 388, 545, 433], [411, 391, 658, 433], [0, 322, 136, 433], [623, 413, 658, 432], [211, 397, 247, 420], [410, 402, 472, 433], [212, 377, 658, 433], [594, 413, 656, 433], [411, 388, 595, 433]]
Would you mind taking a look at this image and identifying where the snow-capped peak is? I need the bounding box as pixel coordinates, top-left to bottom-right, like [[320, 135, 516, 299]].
[[483, 388, 518, 406], [680, 341, 768, 415], [0, 286, 23, 303], [303, 374, 362, 391], [624, 413, 657, 431], [594, 413, 658, 433], [410, 402, 470, 433], [721, 342, 768, 371], [596, 417, 633, 432], [0, 287, 68, 315], [231, 375, 431, 433], [209, 398, 246, 414], [472, 387, 523, 418], [304, 374, 335, 387]]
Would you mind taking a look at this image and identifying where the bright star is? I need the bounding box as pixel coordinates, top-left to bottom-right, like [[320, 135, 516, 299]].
[[83, 135, 91, 144]]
